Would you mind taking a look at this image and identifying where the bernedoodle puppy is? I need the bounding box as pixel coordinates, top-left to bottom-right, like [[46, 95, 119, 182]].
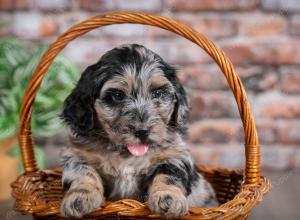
[[60, 44, 218, 219]]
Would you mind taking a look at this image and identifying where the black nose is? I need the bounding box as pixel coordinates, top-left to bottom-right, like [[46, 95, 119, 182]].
[[134, 129, 149, 141]]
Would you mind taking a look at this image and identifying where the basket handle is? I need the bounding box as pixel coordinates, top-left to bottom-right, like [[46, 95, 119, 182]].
[[19, 12, 260, 184]]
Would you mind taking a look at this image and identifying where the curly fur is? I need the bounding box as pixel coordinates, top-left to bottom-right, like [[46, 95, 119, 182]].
[[60, 44, 218, 218]]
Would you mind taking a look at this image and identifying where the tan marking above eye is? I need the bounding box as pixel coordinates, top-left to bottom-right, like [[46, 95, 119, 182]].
[[101, 69, 173, 98], [148, 77, 173, 92], [147, 74, 172, 91], [101, 76, 131, 96]]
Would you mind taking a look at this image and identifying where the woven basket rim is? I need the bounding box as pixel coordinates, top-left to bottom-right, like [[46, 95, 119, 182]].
[[11, 167, 271, 219]]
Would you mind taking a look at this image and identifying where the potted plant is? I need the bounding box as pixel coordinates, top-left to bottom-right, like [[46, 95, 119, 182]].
[[0, 38, 79, 200]]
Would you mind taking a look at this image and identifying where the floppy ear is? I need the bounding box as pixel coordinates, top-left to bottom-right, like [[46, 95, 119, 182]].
[[174, 82, 189, 124], [62, 89, 95, 137], [61, 64, 101, 137], [162, 64, 189, 133], [171, 78, 189, 133]]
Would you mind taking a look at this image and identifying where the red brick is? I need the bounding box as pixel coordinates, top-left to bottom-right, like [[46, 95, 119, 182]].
[[280, 67, 300, 94], [62, 39, 114, 67], [290, 15, 300, 35], [168, 0, 259, 12], [189, 145, 244, 169], [115, 0, 162, 12], [0, 0, 12, 10], [102, 24, 146, 37], [56, 13, 90, 35], [81, 0, 163, 12], [189, 92, 236, 121], [258, 121, 280, 145], [254, 92, 300, 119], [174, 14, 237, 38], [12, 12, 58, 39], [221, 38, 300, 65], [188, 120, 240, 144], [275, 39, 300, 65], [221, 39, 274, 65], [178, 65, 228, 90], [190, 145, 298, 170], [147, 40, 213, 65], [221, 40, 252, 65], [188, 93, 205, 121], [144, 15, 237, 39], [248, 41, 275, 64], [262, 0, 300, 13], [236, 120, 280, 145], [30, 0, 71, 11], [169, 41, 214, 65], [80, 0, 115, 11], [16, 0, 29, 10], [261, 146, 296, 170], [279, 121, 300, 145], [258, 122, 280, 145], [145, 26, 177, 38], [237, 66, 279, 92], [237, 13, 286, 36], [0, 0, 29, 10], [40, 17, 57, 36]]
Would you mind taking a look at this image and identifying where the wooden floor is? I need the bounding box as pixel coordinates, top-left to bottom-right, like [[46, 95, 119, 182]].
[[1, 170, 299, 220]]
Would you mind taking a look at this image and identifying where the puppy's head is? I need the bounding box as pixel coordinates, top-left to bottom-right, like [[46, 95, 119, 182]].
[[62, 44, 189, 156]]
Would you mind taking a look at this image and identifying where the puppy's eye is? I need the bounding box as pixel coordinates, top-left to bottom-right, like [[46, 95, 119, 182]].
[[151, 88, 164, 99], [111, 90, 125, 102], [103, 89, 126, 103]]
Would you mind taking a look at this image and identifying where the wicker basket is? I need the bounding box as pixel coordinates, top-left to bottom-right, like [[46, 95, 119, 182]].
[[11, 12, 271, 219]]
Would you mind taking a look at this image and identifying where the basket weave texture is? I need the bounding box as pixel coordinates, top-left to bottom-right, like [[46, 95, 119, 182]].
[[12, 12, 270, 219]]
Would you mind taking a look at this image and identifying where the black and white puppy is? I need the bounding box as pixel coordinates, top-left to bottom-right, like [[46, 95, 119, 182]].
[[60, 44, 218, 219]]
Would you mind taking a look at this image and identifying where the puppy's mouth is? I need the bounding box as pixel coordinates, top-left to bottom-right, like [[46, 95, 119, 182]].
[[126, 143, 149, 156]]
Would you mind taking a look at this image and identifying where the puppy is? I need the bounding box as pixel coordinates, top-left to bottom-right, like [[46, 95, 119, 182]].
[[60, 44, 218, 219]]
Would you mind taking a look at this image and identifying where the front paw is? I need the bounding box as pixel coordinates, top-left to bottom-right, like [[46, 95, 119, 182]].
[[61, 189, 103, 218], [148, 190, 188, 219]]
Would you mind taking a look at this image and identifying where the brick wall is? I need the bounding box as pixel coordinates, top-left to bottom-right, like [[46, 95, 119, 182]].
[[1, 0, 300, 171]]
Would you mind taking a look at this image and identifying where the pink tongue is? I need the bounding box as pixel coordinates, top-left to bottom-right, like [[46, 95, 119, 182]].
[[127, 143, 149, 156]]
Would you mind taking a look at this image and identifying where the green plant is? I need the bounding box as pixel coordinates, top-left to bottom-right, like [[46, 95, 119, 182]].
[[0, 37, 79, 170]]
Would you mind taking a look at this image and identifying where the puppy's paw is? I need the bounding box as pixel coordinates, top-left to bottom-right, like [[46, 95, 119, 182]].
[[148, 190, 188, 219], [61, 189, 103, 218]]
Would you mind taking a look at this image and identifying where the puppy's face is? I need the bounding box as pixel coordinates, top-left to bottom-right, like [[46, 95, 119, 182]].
[[96, 59, 176, 155], [62, 44, 189, 156]]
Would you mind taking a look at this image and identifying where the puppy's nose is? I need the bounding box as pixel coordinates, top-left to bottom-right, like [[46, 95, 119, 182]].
[[134, 129, 149, 141]]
